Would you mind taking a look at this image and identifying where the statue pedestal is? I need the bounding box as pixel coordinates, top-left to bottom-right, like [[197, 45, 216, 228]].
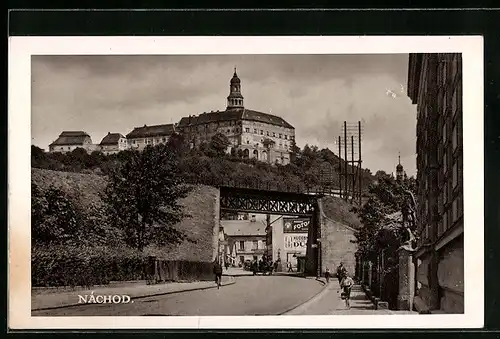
[[397, 245, 416, 311]]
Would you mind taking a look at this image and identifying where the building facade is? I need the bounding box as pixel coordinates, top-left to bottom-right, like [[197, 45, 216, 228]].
[[49, 131, 94, 153], [98, 132, 128, 155], [177, 69, 295, 165], [408, 53, 464, 313], [220, 217, 267, 266], [126, 123, 175, 151]]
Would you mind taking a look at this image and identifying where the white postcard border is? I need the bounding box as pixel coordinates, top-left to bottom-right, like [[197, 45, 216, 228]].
[[8, 35, 484, 329]]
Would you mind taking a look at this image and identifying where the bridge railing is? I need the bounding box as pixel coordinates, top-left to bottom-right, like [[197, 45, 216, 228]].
[[182, 176, 346, 196]]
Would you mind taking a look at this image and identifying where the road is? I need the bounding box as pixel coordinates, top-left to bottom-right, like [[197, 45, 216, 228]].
[[32, 275, 324, 316]]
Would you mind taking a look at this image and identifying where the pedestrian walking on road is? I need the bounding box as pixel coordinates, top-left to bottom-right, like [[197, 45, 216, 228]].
[[340, 274, 354, 309], [213, 260, 223, 289], [324, 268, 330, 284], [287, 262, 293, 272], [336, 263, 347, 287]]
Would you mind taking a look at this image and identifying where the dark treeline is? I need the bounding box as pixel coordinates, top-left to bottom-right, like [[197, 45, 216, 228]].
[[32, 132, 376, 193]]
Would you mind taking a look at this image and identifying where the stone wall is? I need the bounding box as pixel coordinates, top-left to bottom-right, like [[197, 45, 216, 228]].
[[318, 199, 357, 277], [437, 235, 464, 313]]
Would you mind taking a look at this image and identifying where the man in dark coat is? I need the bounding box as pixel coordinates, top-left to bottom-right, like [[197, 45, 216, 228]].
[[336, 263, 347, 287], [213, 260, 223, 288]]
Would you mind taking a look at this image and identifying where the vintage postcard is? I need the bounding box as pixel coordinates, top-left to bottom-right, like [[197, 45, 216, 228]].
[[8, 36, 483, 329]]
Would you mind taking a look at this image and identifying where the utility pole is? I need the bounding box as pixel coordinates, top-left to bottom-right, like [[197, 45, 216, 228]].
[[337, 121, 363, 205]]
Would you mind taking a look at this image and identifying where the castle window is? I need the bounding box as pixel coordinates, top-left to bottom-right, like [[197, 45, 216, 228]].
[[260, 130, 263, 135], [284, 135, 288, 139], [279, 134, 282, 139], [245, 128, 250, 133]]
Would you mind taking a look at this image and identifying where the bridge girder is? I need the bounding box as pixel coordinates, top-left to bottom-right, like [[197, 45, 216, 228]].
[[219, 186, 319, 216]]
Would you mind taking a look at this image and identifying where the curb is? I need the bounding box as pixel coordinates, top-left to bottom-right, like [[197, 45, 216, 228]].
[[32, 276, 236, 312], [278, 278, 328, 315]]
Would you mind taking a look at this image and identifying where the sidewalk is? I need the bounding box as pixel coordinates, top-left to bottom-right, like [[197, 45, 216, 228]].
[[32, 276, 235, 311], [284, 283, 416, 315]]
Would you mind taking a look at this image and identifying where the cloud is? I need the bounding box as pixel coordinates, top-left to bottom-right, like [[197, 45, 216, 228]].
[[31, 54, 417, 176]]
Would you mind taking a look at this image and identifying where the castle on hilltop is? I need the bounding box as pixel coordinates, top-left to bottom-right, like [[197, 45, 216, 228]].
[[48, 69, 295, 165]]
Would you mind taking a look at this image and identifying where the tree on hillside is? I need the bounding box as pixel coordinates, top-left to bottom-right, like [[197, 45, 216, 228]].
[[354, 173, 418, 261], [167, 131, 189, 156], [31, 182, 84, 245], [209, 132, 231, 157], [104, 144, 193, 252]]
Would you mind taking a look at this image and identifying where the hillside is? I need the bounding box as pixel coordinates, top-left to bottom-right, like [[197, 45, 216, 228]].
[[31, 168, 219, 262], [320, 195, 362, 230], [31, 143, 377, 194]]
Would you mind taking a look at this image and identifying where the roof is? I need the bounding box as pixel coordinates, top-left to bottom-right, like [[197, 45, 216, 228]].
[[220, 220, 267, 236], [177, 108, 294, 129], [126, 124, 175, 139], [49, 131, 91, 146], [100, 133, 125, 145]]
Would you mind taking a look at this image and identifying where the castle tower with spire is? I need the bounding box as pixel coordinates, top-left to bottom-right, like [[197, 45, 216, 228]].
[[396, 152, 404, 182], [227, 67, 244, 110]]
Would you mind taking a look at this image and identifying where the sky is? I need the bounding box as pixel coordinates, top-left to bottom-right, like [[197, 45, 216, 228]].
[[31, 54, 417, 176]]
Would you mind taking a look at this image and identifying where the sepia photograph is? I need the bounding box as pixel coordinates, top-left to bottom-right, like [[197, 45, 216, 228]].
[[8, 36, 483, 329]]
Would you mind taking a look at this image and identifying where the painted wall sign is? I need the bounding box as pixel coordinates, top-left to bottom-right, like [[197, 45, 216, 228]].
[[283, 218, 310, 233], [284, 234, 308, 250]]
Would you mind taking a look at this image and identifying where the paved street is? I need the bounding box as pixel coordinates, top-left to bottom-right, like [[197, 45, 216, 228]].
[[32, 275, 324, 316]]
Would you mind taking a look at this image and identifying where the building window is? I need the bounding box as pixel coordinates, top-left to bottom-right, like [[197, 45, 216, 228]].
[[260, 130, 264, 135], [452, 123, 458, 151], [444, 180, 448, 204], [452, 161, 458, 189], [452, 198, 458, 223], [284, 135, 288, 140], [239, 256, 244, 263], [239, 241, 245, 250], [272, 132, 276, 137], [267, 131, 269, 136], [443, 150, 447, 173], [279, 134, 282, 138], [442, 121, 447, 144], [227, 129, 230, 133], [253, 241, 258, 250], [245, 128, 250, 133], [254, 129, 257, 134], [247, 140, 250, 144], [443, 212, 448, 234], [452, 85, 458, 115]]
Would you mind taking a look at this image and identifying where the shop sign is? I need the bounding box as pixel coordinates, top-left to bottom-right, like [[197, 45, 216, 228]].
[[284, 233, 308, 250], [283, 218, 310, 233]]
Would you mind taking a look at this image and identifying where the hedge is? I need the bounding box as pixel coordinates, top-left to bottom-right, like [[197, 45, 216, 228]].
[[32, 245, 147, 288]]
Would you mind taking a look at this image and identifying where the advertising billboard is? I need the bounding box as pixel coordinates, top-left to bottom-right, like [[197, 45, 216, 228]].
[[283, 233, 308, 251], [283, 218, 310, 233]]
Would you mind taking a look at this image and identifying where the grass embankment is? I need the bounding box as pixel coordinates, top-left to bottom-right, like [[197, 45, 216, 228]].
[[31, 168, 219, 287]]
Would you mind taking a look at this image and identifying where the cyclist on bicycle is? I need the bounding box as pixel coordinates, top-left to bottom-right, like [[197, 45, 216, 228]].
[[213, 259, 223, 289]]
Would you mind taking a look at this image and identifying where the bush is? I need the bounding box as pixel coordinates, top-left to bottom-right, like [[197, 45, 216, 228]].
[[31, 245, 148, 287]]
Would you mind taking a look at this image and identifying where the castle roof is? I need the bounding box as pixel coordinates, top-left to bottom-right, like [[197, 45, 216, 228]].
[[126, 124, 175, 139], [178, 108, 294, 129], [99, 132, 125, 145], [49, 131, 91, 146]]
